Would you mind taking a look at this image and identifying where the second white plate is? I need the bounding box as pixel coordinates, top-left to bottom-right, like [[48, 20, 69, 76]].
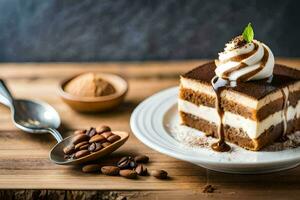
[[130, 87, 300, 174]]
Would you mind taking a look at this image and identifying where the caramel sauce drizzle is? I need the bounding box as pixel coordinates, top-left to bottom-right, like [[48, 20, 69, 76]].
[[222, 63, 247, 79], [219, 43, 269, 82], [210, 76, 231, 152], [228, 43, 259, 62], [210, 41, 276, 152], [222, 43, 259, 78], [237, 47, 269, 82]]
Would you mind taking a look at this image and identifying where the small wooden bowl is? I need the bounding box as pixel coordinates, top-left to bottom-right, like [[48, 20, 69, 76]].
[[59, 73, 128, 112]]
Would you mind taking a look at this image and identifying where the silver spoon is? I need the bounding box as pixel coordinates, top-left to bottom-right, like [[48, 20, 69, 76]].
[[0, 80, 63, 142], [0, 80, 130, 165]]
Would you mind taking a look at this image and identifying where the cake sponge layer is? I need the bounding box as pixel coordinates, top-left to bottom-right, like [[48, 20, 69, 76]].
[[179, 111, 300, 151]]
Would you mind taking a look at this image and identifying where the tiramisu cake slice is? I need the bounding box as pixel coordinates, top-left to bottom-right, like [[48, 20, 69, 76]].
[[178, 23, 300, 151]]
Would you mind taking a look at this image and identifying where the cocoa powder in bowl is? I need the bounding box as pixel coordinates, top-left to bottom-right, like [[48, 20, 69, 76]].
[[64, 73, 116, 97]]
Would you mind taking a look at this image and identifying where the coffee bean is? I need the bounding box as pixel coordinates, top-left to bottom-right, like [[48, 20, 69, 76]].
[[79, 144, 89, 150], [101, 166, 120, 176], [97, 125, 111, 134], [135, 164, 148, 176], [117, 156, 135, 169], [82, 164, 101, 173], [75, 141, 89, 150], [102, 142, 111, 148], [118, 156, 128, 163], [134, 155, 149, 163], [150, 170, 168, 179], [88, 143, 96, 152], [94, 142, 103, 151], [119, 170, 138, 179], [63, 144, 75, 155], [117, 157, 130, 169], [102, 131, 113, 138], [74, 130, 86, 135], [89, 134, 106, 143], [107, 134, 121, 143], [88, 142, 102, 152], [75, 150, 90, 159], [86, 127, 97, 137], [72, 134, 89, 145]]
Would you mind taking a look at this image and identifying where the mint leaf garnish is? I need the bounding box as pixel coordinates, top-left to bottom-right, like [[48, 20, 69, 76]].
[[242, 23, 254, 43]]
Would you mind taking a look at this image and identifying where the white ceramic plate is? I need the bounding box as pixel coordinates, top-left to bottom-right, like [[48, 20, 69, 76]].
[[130, 87, 300, 174]]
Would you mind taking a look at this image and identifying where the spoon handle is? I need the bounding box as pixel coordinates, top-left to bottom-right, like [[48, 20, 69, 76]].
[[0, 79, 14, 107], [47, 128, 63, 143]]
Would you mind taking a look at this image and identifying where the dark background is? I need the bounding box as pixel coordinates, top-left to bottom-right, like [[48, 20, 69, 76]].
[[0, 0, 299, 62]]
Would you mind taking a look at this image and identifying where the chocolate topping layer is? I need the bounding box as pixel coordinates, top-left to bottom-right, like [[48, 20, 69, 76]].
[[182, 62, 300, 100]]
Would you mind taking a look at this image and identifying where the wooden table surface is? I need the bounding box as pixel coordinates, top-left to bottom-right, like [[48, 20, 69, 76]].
[[0, 59, 299, 200]]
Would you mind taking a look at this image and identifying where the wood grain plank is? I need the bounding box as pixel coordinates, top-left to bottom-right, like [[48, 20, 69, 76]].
[[0, 60, 299, 198]]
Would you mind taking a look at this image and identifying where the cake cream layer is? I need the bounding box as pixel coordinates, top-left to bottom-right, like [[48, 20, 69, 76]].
[[178, 99, 300, 139]]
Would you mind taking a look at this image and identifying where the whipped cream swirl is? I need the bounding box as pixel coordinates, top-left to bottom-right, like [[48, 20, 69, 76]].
[[215, 36, 274, 81]]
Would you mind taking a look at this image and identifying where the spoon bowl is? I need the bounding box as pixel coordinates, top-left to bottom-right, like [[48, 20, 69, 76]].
[[50, 131, 129, 165], [13, 99, 60, 133], [0, 79, 63, 142]]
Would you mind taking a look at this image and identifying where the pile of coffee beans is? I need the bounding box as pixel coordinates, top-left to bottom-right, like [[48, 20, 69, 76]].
[[63, 126, 121, 160], [82, 155, 168, 179]]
